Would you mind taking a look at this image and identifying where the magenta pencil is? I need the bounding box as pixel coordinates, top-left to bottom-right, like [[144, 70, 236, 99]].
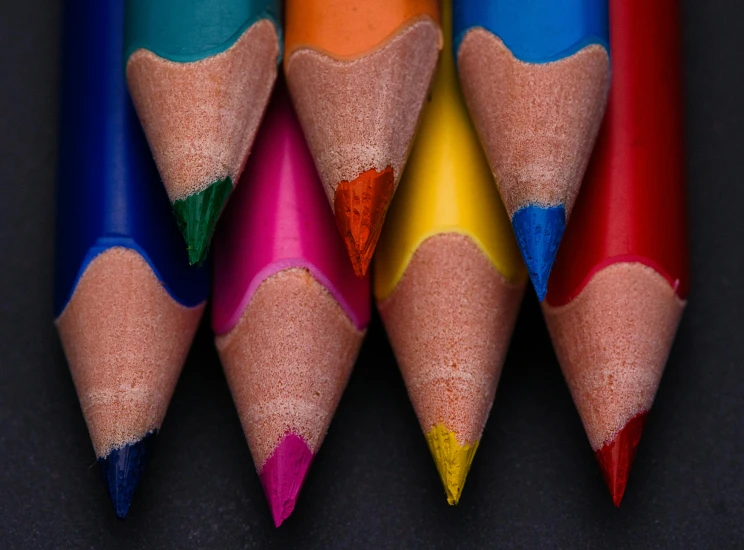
[[212, 82, 370, 527]]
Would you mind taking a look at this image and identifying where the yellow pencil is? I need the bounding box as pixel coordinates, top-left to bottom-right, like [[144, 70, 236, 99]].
[[374, 0, 527, 505]]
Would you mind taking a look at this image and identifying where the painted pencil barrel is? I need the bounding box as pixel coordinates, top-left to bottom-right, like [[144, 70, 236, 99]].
[[125, 0, 282, 62], [453, 0, 609, 63], [285, 0, 438, 60]]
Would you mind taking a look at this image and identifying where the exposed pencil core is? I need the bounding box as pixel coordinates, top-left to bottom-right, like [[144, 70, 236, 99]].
[[425, 424, 479, 505], [98, 431, 158, 519], [172, 177, 232, 265], [259, 433, 314, 527], [511, 204, 566, 301], [595, 411, 648, 507], [334, 167, 395, 276]]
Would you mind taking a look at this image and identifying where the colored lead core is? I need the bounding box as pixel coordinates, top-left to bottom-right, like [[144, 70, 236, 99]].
[[334, 167, 396, 277], [594, 411, 648, 507], [259, 433, 314, 527], [172, 177, 233, 265], [425, 424, 479, 505]]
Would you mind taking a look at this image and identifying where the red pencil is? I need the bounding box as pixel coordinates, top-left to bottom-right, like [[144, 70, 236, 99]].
[[542, 0, 688, 506]]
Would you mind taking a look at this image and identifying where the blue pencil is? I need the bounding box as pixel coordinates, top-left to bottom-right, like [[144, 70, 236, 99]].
[[54, 0, 208, 519], [454, 0, 611, 300]]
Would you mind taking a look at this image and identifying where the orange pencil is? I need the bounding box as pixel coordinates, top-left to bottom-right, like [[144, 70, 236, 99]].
[[284, 0, 442, 276]]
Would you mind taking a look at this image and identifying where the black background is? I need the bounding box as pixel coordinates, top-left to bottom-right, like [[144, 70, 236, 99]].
[[2, 1, 743, 548]]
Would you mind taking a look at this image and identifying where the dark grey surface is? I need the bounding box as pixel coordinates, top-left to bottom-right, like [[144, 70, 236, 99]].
[[1, 1, 743, 548]]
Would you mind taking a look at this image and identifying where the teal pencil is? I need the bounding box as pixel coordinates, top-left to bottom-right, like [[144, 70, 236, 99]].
[[125, 0, 283, 265]]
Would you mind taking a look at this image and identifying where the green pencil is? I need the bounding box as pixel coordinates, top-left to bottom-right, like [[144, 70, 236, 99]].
[[125, 0, 283, 265]]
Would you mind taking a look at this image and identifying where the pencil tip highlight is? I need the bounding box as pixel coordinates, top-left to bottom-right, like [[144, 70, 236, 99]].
[[259, 433, 314, 527], [425, 424, 479, 506], [98, 431, 157, 519], [172, 177, 233, 265], [511, 204, 566, 301], [595, 411, 649, 507], [334, 167, 396, 276]]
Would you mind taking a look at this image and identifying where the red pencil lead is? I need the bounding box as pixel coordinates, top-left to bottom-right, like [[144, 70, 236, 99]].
[[594, 411, 648, 507]]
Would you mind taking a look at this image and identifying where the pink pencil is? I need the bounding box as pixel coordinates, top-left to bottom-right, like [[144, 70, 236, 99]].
[[212, 81, 370, 527]]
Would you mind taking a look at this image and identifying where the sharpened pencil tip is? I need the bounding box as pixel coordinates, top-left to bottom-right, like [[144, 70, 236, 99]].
[[259, 433, 314, 527], [511, 204, 566, 301], [98, 431, 157, 519], [334, 167, 396, 277], [425, 425, 479, 506], [595, 411, 648, 507], [172, 177, 233, 266]]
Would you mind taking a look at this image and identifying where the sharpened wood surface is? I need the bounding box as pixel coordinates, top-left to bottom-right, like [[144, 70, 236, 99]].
[[55, 248, 204, 457], [216, 268, 364, 469], [285, 18, 440, 205], [543, 263, 685, 450], [126, 20, 279, 201], [379, 234, 524, 445], [458, 31, 609, 217]]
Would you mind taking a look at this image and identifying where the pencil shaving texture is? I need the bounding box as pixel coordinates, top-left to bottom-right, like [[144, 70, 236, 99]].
[[378, 234, 524, 444], [458, 30, 609, 217], [216, 268, 364, 469], [56, 248, 204, 457], [127, 19, 279, 201], [285, 18, 440, 205], [543, 262, 684, 449]]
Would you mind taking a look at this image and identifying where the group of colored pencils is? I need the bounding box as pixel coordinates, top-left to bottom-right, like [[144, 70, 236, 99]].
[[55, 0, 687, 526]]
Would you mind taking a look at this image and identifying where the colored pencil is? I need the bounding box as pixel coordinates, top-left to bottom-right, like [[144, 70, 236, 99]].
[[454, 0, 611, 300], [375, 0, 526, 506], [542, 0, 688, 506], [212, 81, 370, 527], [55, 0, 208, 519], [284, 0, 442, 277], [125, 0, 282, 265]]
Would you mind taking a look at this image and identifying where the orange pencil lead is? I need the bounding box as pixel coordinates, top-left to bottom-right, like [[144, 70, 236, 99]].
[[334, 167, 395, 276]]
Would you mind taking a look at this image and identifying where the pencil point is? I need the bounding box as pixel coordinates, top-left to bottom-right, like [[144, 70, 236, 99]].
[[511, 204, 566, 301], [259, 434, 314, 527], [334, 167, 396, 277], [98, 431, 157, 519], [425, 424, 479, 505], [172, 177, 233, 266], [595, 412, 648, 507]]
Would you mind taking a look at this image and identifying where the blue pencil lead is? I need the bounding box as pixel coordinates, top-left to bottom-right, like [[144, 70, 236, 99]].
[[98, 431, 157, 519], [511, 205, 566, 301]]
